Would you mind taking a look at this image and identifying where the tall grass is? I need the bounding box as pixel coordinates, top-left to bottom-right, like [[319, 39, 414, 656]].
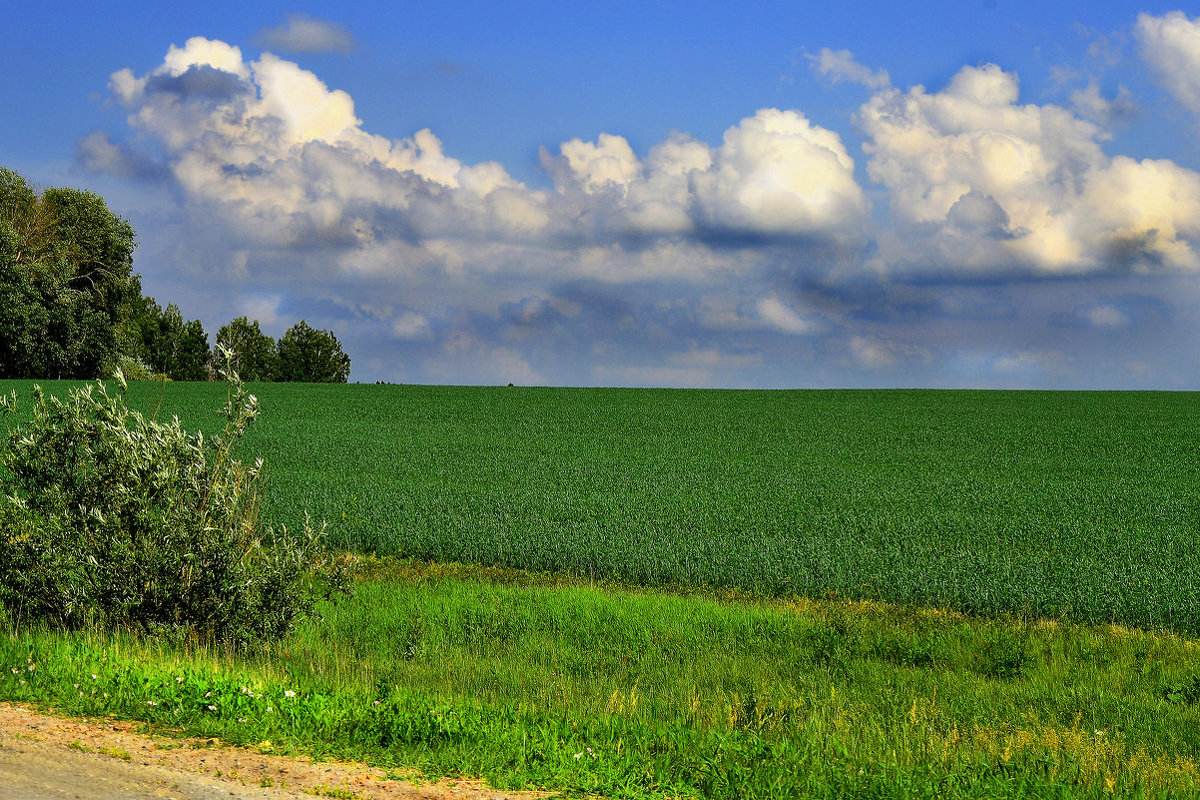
[[4, 565, 1200, 798]]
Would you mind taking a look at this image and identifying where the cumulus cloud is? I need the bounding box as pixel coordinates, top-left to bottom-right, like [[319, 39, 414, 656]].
[[857, 63, 1200, 275], [86, 33, 1200, 389], [1136, 11, 1200, 114], [75, 131, 165, 180], [257, 14, 358, 54], [807, 48, 891, 89], [104, 36, 868, 278], [1070, 82, 1137, 125], [545, 111, 867, 240]]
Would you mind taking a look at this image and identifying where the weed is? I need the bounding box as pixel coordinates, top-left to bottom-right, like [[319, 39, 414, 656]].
[[1162, 673, 1200, 705], [98, 744, 132, 761]]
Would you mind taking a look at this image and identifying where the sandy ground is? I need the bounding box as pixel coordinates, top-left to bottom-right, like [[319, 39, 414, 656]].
[[0, 702, 555, 800]]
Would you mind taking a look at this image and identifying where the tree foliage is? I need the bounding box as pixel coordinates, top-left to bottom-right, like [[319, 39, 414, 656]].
[[277, 320, 351, 383], [0, 166, 353, 383], [128, 297, 211, 381], [215, 316, 278, 381], [0, 167, 140, 378]]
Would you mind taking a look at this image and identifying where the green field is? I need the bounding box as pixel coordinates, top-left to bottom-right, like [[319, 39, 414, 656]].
[[5, 380, 1199, 633], [6, 378, 1200, 798]]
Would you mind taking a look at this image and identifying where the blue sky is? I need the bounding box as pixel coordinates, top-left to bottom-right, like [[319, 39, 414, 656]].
[[7, 1, 1200, 387]]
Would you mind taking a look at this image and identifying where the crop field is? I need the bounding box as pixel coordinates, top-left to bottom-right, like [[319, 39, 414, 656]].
[[5, 380, 1200, 633]]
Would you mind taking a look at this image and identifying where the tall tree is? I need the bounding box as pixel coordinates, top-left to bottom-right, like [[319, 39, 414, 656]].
[[0, 168, 139, 378], [215, 317, 277, 381], [126, 297, 211, 381], [276, 321, 351, 383]]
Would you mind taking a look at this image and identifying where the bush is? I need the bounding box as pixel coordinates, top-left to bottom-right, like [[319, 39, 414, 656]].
[[0, 353, 349, 646]]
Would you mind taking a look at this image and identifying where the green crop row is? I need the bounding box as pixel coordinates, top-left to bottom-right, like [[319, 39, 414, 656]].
[[4, 380, 1199, 634]]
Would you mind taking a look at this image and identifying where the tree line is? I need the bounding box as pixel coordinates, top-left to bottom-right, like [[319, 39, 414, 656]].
[[0, 167, 350, 382]]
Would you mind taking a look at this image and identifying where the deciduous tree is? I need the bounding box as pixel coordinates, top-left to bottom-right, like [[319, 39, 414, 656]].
[[215, 316, 278, 381], [277, 320, 351, 383]]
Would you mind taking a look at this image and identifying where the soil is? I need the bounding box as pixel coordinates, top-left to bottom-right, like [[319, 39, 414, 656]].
[[0, 702, 555, 800]]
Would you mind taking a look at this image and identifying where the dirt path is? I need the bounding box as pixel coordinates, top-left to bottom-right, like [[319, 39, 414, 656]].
[[0, 702, 554, 800]]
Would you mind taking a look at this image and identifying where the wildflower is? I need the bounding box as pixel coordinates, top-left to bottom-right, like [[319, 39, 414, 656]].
[[284, 690, 295, 698], [205, 691, 211, 698], [266, 707, 273, 712], [373, 701, 380, 706], [27, 664, 35, 672], [175, 677, 183, 683], [573, 752, 582, 759], [91, 675, 98, 681], [237, 717, 248, 723], [208, 705, 217, 711], [147, 701, 157, 706]]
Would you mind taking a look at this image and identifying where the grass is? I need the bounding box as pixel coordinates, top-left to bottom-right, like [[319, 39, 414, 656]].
[[4, 560, 1200, 798], [4, 381, 1200, 796], [21, 381, 1196, 634]]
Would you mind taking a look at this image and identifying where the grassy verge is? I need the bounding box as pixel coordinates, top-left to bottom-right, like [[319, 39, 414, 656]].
[[4, 560, 1200, 798]]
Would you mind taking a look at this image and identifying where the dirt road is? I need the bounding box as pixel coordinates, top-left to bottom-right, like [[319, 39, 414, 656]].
[[0, 703, 552, 800]]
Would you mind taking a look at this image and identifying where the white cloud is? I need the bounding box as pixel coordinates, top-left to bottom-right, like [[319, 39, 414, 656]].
[[1136, 11, 1200, 114], [391, 311, 434, 341], [547, 111, 866, 238], [848, 335, 896, 369], [258, 14, 357, 54], [86, 33, 1200, 389], [1069, 82, 1137, 125], [756, 296, 821, 335], [692, 109, 867, 234], [234, 294, 283, 327], [807, 48, 891, 89], [858, 63, 1200, 275]]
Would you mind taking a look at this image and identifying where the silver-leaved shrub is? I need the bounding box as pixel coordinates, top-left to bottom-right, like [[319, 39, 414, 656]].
[[0, 353, 349, 646]]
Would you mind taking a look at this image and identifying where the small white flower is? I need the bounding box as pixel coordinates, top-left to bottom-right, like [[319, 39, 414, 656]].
[[284, 690, 296, 698], [175, 677, 183, 683], [573, 752, 582, 760], [91, 675, 98, 680], [147, 701, 157, 706], [207, 705, 217, 711]]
